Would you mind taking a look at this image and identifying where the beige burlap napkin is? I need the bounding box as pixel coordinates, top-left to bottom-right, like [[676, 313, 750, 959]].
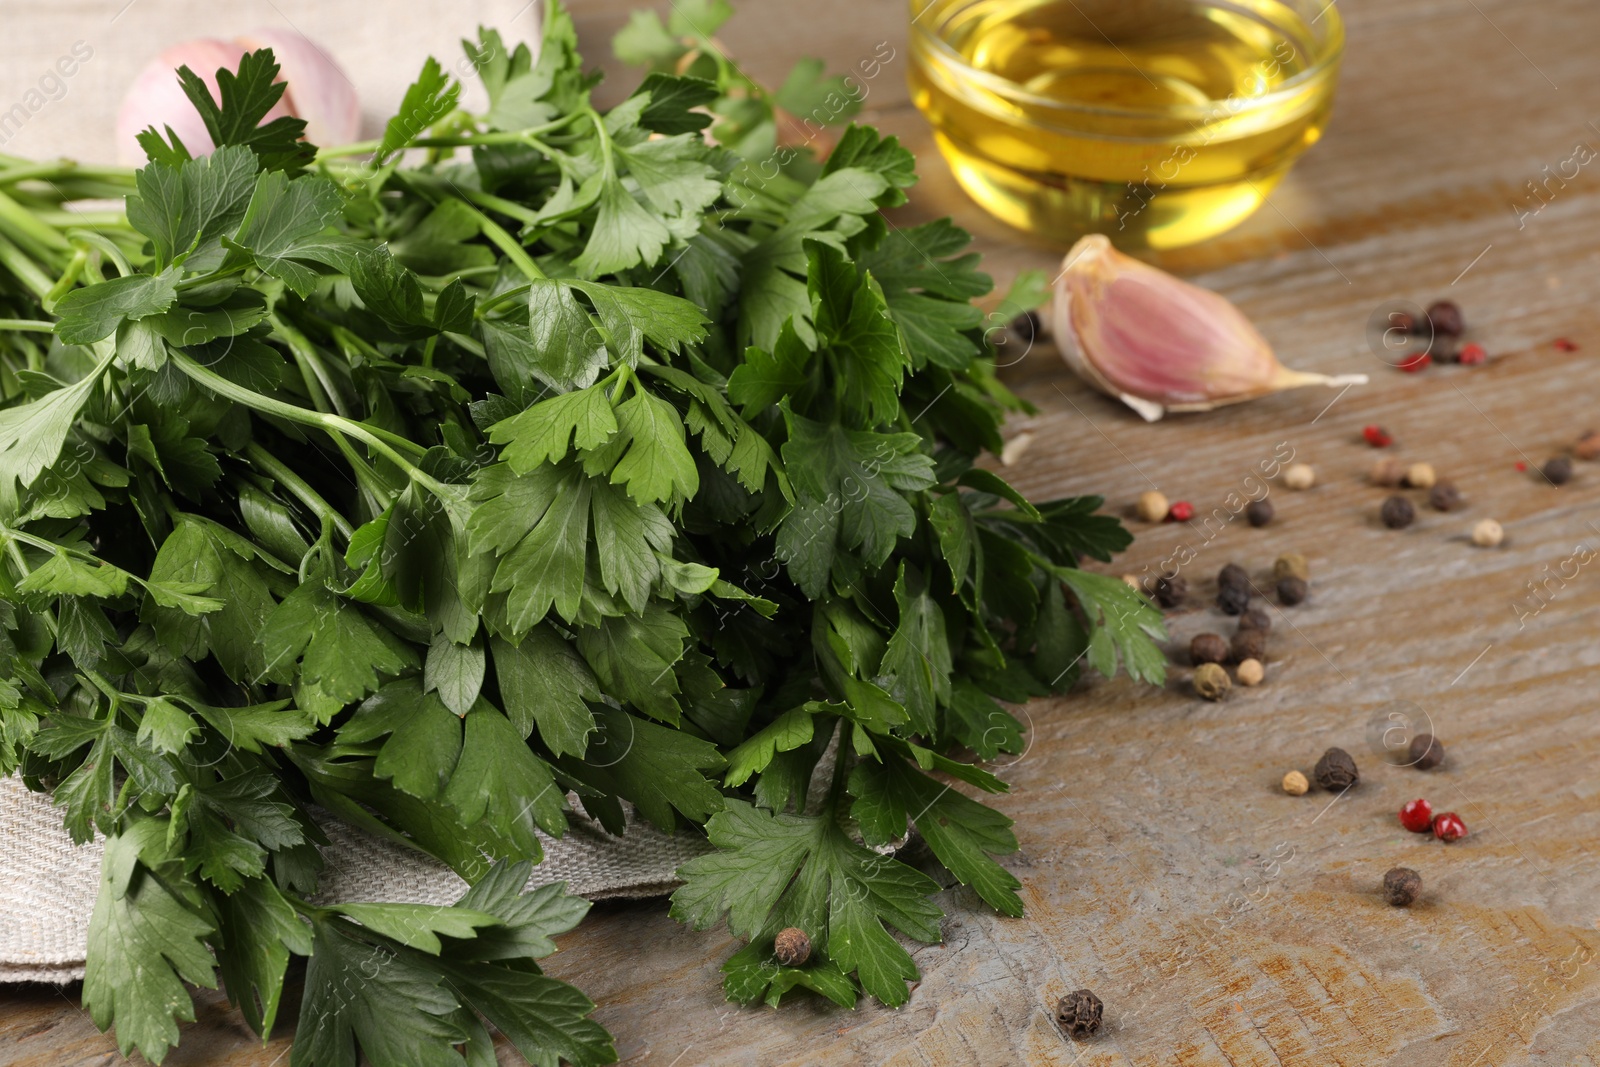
[[0, 774, 709, 984]]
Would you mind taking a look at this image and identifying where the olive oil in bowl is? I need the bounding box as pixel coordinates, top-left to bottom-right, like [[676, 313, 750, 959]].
[[909, 0, 1343, 248]]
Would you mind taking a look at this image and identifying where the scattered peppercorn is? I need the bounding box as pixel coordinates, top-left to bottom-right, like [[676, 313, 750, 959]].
[[1428, 480, 1462, 511], [1362, 424, 1394, 448], [1543, 456, 1574, 485], [1238, 606, 1272, 633], [1380, 495, 1415, 529], [1575, 430, 1600, 460], [1231, 629, 1266, 664], [1135, 490, 1170, 523], [1458, 342, 1487, 365], [1432, 812, 1468, 843], [1245, 498, 1275, 527], [1191, 632, 1229, 665], [1218, 562, 1250, 590], [1273, 553, 1310, 582], [1236, 658, 1265, 686], [1383, 867, 1422, 907], [1399, 798, 1434, 833], [1554, 337, 1579, 352], [1314, 747, 1359, 790], [1472, 518, 1504, 547], [774, 926, 812, 967], [1055, 989, 1104, 1039], [1153, 575, 1187, 608], [1168, 500, 1195, 522], [1408, 733, 1445, 770], [1282, 463, 1316, 490], [1432, 338, 1460, 364], [1276, 576, 1308, 606], [1403, 462, 1436, 489], [1281, 769, 1309, 795], [1515, 461, 1527, 472], [1426, 300, 1465, 336], [1193, 663, 1231, 701], [1370, 457, 1406, 487], [1398, 351, 1432, 373], [1217, 584, 1251, 615]]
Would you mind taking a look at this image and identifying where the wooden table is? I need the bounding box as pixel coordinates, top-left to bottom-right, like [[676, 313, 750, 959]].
[[7, 0, 1600, 1063]]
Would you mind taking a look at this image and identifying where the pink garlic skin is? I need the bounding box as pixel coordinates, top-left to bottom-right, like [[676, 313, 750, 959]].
[[115, 32, 359, 166], [1056, 235, 1278, 405]]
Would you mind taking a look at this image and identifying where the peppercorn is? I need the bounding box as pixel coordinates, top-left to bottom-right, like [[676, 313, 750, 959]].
[[1055, 989, 1103, 1039], [1398, 351, 1432, 373], [1370, 457, 1406, 487], [1383, 867, 1422, 907], [1399, 798, 1434, 833], [1408, 733, 1445, 770], [1272, 553, 1310, 583], [1432, 337, 1460, 364], [1168, 500, 1195, 522], [1543, 456, 1574, 485], [1380, 495, 1415, 529], [1428, 480, 1462, 512], [1426, 300, 1464, 336], [1432, 812, 1468, 843], [1153, 575, 1187, 608], [1281, 769, 1309, 795], [1190, 633, 1229, 665], [1282, 462, 1315, 490], [1472, 518, 1504, 547], [1276, 576, 1308, 606], [1554, 337, 1579, 352], [1457, 342, 1487, 365], [1403, 462, 1436, 489], [1218, 562, 1249, 590], [1390, 310, 1417, 334], [1217, 583, 1251, 615], [1231, 628, 1266, 664], [1135, 490, 1170, 523], [1238, 606, 1272, 633], [1236, 658, 1265, 686], [1245, 499, 1275, 527], [1313, 747, 1359, 790], [1193, 663, 1230, 701], [774, 927, 812, 967], [1576, 430, 1600, 461], [1362, 424, 1394, 448]]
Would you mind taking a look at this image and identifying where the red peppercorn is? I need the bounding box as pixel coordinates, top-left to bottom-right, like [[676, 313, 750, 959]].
[[1398, 798, 1433, 833], [1362, 425, 1393, 448], [1458, 343, 1487, 365], [1515, 461, 1528, 472], [1398, 352, 1431, 373], [1167, 500, 1195, 522], [1432, 812, 1468, 843], [1554, 338, 1579, 352]]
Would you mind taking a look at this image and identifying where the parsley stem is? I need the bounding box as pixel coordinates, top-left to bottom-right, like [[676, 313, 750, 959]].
[[0, 232, 55, 299], [243, 443, 355, 540], [474, 283, 533, 318], [466, 206, 545, 281], [272, 312, 351, 418], [44, 247, 88, 307], [0, 318, 56, 332], [0, 188, 70, 258]]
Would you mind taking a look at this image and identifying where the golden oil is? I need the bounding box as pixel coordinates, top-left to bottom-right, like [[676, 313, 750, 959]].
[[909, 0, 1343, 248]]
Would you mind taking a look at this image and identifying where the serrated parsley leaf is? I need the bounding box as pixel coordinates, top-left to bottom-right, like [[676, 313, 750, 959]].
[[173, 48, 315, 172], [378, 57, 461, 163], [55, 268, 180, 345]]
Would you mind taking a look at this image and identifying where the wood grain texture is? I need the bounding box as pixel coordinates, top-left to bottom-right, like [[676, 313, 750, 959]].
[[7, 0, 1600, 1064]]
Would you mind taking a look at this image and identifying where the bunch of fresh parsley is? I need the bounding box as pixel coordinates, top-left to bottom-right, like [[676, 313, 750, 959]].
[[0, 2, 1164, 1062]]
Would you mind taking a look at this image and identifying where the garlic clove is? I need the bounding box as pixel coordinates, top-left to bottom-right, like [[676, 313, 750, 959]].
[[116, 34, 359, 166], [1052, 235, 1366, 422]]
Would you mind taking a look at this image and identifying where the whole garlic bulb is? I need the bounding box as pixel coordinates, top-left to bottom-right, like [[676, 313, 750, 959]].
[[1053, 235, 1366, 421], [115, 32, 360, 165]]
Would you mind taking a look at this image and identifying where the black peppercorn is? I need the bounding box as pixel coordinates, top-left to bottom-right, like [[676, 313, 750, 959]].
[[1245, 499, 1274, 527], [1217, 584, 1251, 615], [1231, 628, 1266, 664], [1383, 867, 1422, 907], [1237, 606, 1272, 633], [1408, 732, 1445, 770], [1428, 480, 1462, 512], [1314, 747, 1359, 790], [1276, 576, 1308, 606], [774, 927, 812, 967], [1153, 574, 1187, 609], [1190, 632, 1229, 665], [1380, 495, 1415, 529], [1426, 300, 1464, 336], [1055, 989, 1103, 1039], [1543, 456, 1574, 485], [1218, 562, 1249, 590]]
